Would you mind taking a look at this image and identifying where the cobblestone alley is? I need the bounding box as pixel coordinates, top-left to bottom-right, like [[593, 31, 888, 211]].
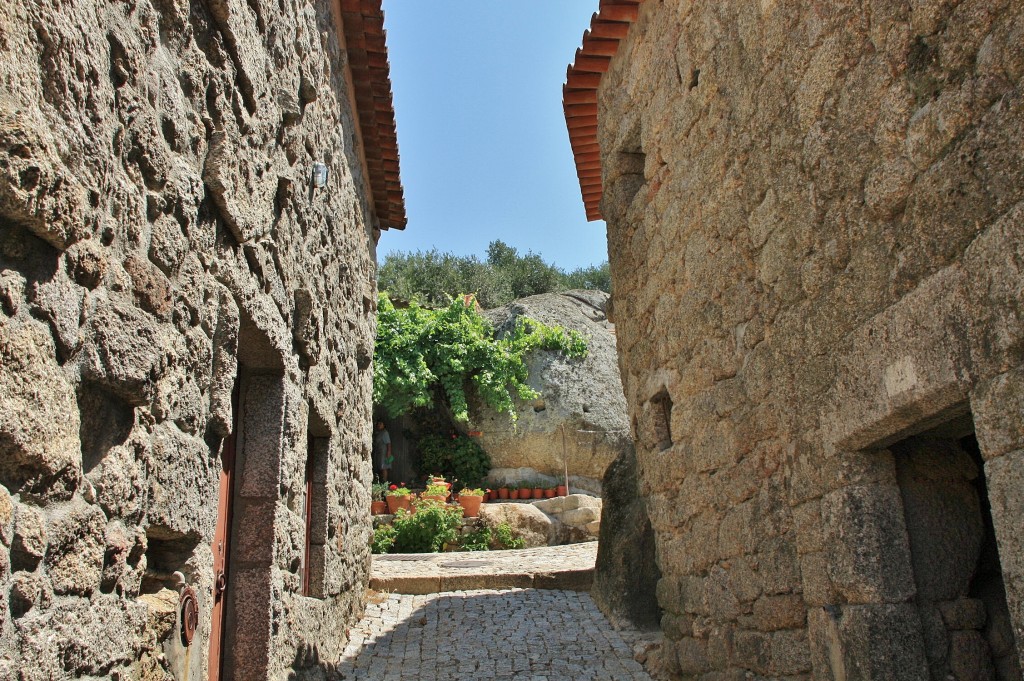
[[337, 588, 654, 680]]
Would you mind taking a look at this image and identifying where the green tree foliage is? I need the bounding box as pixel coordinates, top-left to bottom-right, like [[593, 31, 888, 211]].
[[373, 292, 588, 423], [378, 240, 610, 309], [418, 434, 491, 488], [561, 262, 611, 292]]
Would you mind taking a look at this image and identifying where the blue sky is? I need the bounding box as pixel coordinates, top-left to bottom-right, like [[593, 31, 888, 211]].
[[377, 1, 608, 272]]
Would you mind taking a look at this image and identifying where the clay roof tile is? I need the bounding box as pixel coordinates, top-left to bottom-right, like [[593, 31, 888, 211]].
[[563, 0, 645, 221], [339, 0, 406, 230]]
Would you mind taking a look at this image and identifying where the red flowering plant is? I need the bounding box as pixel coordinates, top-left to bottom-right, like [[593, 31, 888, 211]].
[[386, 483, 411, 497]]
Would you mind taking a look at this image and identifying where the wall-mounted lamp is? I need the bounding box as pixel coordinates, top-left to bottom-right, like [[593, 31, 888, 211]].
[[311, 162, 329, 189]]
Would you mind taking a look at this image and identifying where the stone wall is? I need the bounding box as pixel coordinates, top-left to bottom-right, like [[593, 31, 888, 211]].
[[0, 0, 380, 678], [597, 1, 1024, 678]]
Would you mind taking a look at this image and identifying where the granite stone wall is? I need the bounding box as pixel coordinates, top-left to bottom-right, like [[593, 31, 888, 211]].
[[596, 1, 1024, 678], [0, 0, 379, 678]]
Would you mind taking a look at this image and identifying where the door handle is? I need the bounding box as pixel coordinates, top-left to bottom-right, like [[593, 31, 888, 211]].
[[215, 570, 227, 596]]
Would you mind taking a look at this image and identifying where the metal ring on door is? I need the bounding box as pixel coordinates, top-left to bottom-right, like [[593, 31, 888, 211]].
[[179, 585, 199, 646]]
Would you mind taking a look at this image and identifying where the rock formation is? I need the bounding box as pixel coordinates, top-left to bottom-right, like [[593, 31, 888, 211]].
[[0, 0, 401, 677], [574, 0, 1024, 678], [593, 443, 660, 631], [469, 290, 629, 493]]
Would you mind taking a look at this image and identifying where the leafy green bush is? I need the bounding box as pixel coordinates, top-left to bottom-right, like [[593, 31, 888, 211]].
[[371, 524, 397, 554], [390, 503, 464, 553], [419, 434, 491, 488], [460, 526, 492, 552], [494, 522, 525, 550], [373, 292, 588, 424]]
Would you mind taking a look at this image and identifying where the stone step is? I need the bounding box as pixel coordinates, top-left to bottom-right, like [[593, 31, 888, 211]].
[[369, 542, 598, 594]]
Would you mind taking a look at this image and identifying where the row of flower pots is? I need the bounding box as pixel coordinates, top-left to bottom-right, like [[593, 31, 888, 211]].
[[371, 484, 486, 517], [486, 485, 567, 501], [370, 477, 570, 517]]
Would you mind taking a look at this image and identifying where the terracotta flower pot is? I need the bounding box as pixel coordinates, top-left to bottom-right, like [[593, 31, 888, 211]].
[[498, 487, 509, 500], [509, 489, 520, 500], [556, 485, 568, 496], [386, 494, 412, 514], [458, 495, 483, 518], [519, 488, 532, 500], [544, 489, 556, 498], [533, 488, 544, 499], [371, 500, 387, 515], [421, 494, 447, 504]]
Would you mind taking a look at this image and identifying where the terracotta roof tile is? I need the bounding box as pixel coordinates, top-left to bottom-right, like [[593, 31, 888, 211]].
[[564, 0, 644, 221], [339, 0, 407, 230]]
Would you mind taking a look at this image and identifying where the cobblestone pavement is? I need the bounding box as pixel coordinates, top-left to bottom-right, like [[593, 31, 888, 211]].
[[338, 588, 654, 680]]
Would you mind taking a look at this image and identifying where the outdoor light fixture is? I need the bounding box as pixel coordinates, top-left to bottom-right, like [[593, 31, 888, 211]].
[[311, 162, 329, 189]]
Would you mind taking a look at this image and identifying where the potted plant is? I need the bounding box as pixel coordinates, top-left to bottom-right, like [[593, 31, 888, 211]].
[[421, 483, 448, 504], [519, 481, 532, 500], [532, 482, 544, 499], [385, 484, 413, 514], [509, 486, 520, 500], [371, 482, 388, 515], [544, 486, 556, 498], [427, 474, 452, 493], [497, 486, 509, 500], [458, 488, 485, 517], [556, 484, 568, 496]]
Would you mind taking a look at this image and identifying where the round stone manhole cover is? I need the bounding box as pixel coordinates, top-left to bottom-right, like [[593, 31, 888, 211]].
[[440, 560, 493, 569]]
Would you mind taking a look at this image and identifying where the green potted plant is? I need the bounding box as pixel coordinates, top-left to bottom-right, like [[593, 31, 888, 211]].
[[509, 485, 520, 500], [457, 488, 485, 517], [385, 484, 413, 514], [532, 481, 544, 499], [427, 473, 452, 492], [421, 483, 448, 504], [518, 481, 532, 500], [371, 482, 388, 515], [544, 486, 556, 498]]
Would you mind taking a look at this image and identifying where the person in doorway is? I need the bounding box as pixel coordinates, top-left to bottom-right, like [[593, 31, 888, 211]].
[[373, 421, 392, 482]]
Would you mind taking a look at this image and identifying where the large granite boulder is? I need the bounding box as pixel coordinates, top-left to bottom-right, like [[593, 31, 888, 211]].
[[477, 503, 558, 548], [468, 291, 629, 491]]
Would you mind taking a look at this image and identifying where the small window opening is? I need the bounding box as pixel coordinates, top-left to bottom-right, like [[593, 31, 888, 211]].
[[650, 389, 673, 451], [608, 118, 646, 207]]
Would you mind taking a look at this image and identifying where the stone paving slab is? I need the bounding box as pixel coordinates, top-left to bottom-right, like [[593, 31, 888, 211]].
[[370, 542, 598, 594], [338, 588, 654, 680]]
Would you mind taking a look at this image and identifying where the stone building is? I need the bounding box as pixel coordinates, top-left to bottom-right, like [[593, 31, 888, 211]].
[[0, 0, 404, 678], [566, 1, 1024, 678]]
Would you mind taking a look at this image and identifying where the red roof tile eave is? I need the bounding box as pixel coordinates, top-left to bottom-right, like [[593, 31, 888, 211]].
[[339, 0, 407, 230], [563, 0, 644, 222]]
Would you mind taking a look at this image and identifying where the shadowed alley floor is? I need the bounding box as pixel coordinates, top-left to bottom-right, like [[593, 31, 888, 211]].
[[337, 588, 654, 680]]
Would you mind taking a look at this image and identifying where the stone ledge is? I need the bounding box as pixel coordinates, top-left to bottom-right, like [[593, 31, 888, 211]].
[[370, 543, 598, 594]]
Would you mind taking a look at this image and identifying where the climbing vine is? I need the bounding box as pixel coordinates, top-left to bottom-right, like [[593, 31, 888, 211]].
[[373, 292, 587, 423]]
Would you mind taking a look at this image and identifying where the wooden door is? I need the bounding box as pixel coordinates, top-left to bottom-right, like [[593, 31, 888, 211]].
[[208, 385, 239, 680]]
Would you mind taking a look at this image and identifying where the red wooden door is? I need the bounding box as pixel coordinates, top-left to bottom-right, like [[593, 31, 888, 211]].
[[208, 388, 239, 680]]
